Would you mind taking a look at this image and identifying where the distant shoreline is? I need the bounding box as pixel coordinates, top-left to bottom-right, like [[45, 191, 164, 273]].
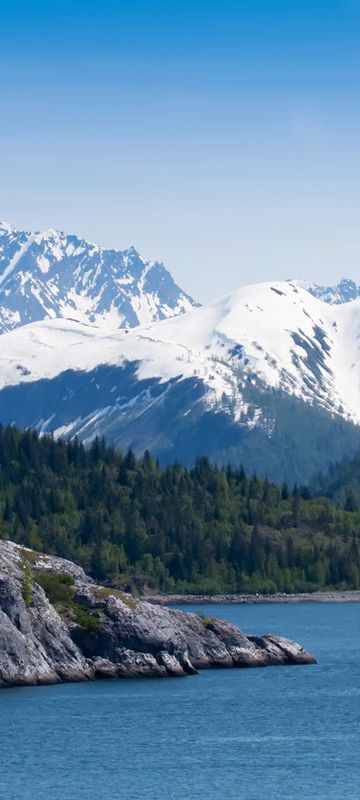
[[147, 590, 360, 605]]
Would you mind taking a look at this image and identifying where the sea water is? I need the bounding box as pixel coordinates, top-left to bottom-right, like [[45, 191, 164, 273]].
[[0, 603, 359, 799]]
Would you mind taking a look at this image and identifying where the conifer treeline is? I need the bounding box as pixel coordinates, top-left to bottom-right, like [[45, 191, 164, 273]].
[[316, 449, 360, 509], [0, 426, 359, 593]]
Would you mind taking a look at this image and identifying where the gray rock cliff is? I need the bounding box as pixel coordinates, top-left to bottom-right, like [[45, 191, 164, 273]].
[[0, 541, 316, 688]]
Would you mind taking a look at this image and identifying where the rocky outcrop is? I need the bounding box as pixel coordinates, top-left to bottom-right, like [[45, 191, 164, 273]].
[[0, 541, 316, 688]]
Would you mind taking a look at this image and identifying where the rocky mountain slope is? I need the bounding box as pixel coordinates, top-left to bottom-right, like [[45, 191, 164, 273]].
[[302, 277, 360, 305], [0, 221, 197, 333], [1, 280, 358, 422], [0, 541, 315, 688], [0, 220, 359, 481], [1, 221, 357, 338], [0, 280, 359, 482]]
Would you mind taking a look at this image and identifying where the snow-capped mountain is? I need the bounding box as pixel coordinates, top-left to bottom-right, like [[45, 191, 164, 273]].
[[297, 277, 360, 305], [0, 221, 197, 333], [0, 280, 359, 482], [1, 280, 359, 420]]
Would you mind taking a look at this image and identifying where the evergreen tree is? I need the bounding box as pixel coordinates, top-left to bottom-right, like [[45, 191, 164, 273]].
[[0, 425, 359, 594]]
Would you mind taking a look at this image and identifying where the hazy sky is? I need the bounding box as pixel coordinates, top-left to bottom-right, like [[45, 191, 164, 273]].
[[1, 0, 360, 302]]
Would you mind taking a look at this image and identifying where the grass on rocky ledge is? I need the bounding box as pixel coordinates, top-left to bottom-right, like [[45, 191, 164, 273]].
[[20, 548, 139, 620], [21, 548, 40, 567], [91, 585, 139, 609], [34, 571, 101, 632]]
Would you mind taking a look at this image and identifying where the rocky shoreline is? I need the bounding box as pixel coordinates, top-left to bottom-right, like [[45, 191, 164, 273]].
[[0, 541, 316, 689], [147, 590, 360, 605]]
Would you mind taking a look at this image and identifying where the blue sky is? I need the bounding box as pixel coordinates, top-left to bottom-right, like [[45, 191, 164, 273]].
[[1, 0, 360, 301]]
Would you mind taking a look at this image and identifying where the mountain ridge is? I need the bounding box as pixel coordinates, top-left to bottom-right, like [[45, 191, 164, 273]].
[[296, 277, 360, 305], [0, 279, 359, 482], [0, 221, 197, 333], [0, 220, 359, 482], [0, 280, 358, 422]]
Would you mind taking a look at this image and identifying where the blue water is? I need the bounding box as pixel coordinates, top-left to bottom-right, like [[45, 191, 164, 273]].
[[0, 603, 359, 800]]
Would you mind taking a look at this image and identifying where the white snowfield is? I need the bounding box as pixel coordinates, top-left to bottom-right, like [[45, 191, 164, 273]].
[[0, 280, 359, 425]]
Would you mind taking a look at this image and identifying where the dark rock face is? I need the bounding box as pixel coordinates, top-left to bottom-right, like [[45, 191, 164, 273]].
[[0, 541, 316, 689]]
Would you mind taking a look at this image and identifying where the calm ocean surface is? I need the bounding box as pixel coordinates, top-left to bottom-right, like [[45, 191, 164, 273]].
[[1, 602, 359, 800]]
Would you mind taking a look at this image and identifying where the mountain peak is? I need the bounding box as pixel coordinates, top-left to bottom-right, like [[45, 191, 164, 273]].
[[0, 277, 359, 484], [0, 222, 198, 333], [0, 221, 16, 234], [295, 277, 360, 305]]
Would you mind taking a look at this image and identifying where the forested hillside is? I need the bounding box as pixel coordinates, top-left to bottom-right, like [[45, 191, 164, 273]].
[[0, 426, 359, 593], [316, 450, 360, 509]]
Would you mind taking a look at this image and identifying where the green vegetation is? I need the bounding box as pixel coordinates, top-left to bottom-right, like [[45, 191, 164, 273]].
[[91, 585, 138, 609], [0, 425, 360, 594], [207, 377, 360, 485], [35, 571, 74, 604], [21, 551, 33, 607], [316, 450, 360, 510], [35, 571, 100, 631], [70, 604, 101, 632]]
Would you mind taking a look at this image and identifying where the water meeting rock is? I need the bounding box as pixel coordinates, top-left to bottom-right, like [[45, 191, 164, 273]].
[[0, 540, 316, 689]]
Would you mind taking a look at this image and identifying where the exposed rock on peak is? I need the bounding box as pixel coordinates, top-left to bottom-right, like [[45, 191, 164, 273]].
[[0, 222, 198, 334], [297, 277, 360, 305]]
